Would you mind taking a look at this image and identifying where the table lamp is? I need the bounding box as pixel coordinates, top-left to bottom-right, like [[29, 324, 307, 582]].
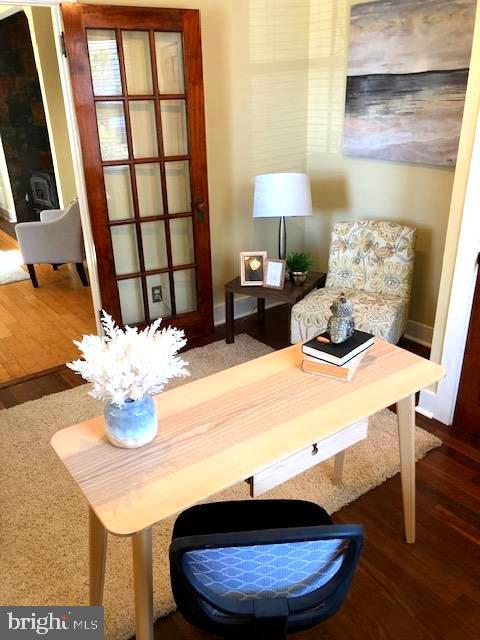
[[253, 172, 312, 260]]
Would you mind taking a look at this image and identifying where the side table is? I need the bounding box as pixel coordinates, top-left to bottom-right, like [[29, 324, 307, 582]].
[[224, 271, 326, 344]]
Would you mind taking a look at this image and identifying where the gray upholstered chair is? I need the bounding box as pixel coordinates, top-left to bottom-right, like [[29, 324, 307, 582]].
[[291, 220, 416, 344], [15, 199, 88, 288]]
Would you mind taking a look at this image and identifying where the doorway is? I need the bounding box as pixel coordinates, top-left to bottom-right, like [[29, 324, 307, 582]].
[[0, 4, 96, 385]]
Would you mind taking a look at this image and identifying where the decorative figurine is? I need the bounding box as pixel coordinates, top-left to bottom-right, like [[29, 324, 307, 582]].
[[327, 293, 355, 344]]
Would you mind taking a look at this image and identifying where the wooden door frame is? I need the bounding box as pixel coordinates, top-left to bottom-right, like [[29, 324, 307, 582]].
[[53, 2, 103, 333], [0, 0, 103, 335], [418, 107, 480, 425]]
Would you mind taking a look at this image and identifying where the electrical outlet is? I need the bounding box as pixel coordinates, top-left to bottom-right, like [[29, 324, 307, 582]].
[[152, 286, 163, 303]]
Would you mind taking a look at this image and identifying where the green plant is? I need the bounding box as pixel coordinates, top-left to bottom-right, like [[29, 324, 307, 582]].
[[286, 251, 312, 273]]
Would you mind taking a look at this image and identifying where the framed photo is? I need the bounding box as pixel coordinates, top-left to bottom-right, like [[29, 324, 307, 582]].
[[263, 259, 286, 290], [240, 251, 267, 286]]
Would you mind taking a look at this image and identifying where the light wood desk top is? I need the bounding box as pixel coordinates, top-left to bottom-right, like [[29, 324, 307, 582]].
[[51, 340, 445, 536]]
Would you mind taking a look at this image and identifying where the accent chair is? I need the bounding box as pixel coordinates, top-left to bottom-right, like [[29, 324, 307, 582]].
[[16, 199, 88, 288], [290, 220, 416, 344]]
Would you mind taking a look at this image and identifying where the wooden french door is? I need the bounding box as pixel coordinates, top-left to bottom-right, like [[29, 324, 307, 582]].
[[453, 259, 480, 438], [62, 4, 213, 338]]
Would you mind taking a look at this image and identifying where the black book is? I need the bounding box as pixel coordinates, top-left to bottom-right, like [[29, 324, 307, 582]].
[[302, 330, 374, 366]]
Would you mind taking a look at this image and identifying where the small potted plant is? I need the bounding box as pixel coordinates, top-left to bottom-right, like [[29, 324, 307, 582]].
[[68, 311, 189, 448], [286, 251, 312, 286]]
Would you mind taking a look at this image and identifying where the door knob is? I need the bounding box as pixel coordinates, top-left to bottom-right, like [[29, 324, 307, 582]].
[[193, 197, 207, 222]]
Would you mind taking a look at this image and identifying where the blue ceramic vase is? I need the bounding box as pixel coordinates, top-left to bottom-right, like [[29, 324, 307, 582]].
[[104, 396, 157, 448]]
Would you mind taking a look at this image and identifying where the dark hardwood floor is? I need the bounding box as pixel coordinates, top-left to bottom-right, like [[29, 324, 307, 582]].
[[1, 304, 479, 639]]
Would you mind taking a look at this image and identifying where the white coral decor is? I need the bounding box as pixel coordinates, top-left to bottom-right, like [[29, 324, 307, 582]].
[[67, 311, 189, 405]]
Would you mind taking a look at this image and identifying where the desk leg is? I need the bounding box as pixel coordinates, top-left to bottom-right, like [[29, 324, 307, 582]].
[[225, 291, 234, 344], [132, 528, 154, 640], [397, 394, 416, 543], [257, 297, 265, 324], [287, 304, 293, 345], [89, 507, 107, 605]]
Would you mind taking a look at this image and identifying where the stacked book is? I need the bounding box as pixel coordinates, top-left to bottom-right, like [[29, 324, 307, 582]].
[[301, 330, 374, 381]]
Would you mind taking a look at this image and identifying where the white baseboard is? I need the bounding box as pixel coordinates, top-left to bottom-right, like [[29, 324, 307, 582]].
[[417, 387, 444, 423], [418, 385, 452, 426], [415, 404, 435, 420], [214, 296, 282, 326], [404, 320, 433, 347]]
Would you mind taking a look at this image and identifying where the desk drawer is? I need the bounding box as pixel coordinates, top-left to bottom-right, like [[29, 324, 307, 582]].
[[249, 417, 368, 498]]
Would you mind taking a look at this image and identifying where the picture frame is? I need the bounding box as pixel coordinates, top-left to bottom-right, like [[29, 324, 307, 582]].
[[240, 251, 267, 286], [263, 258, 286, 290]]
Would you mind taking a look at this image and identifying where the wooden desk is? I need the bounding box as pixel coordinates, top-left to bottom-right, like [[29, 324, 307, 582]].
[[51, 339, 444, 640]]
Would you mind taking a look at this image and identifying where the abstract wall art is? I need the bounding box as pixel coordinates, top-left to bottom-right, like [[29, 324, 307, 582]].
[[343, 0, 476, 166]]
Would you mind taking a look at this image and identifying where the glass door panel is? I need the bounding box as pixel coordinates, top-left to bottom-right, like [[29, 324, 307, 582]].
[[141, 221, 168, 270], [160, 100, 188, 156], [129, 101, 158, 158], [118, 278, 145, 325], [170, 217, 194, 266], [146, 273, 172, 319], [174, 269, 197, 314], [87, 29, 122, 96], [166, 161, 191, 213], [104, 166, 134, 220], [96, 101, 128, 161], [155, 32, 185, 94], [135, 164, 164, 216], [122, 31, 153, 95], [111, 224, 140, 275]]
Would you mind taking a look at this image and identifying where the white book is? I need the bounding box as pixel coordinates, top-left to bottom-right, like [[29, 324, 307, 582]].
[[302, 350, 367, 381]]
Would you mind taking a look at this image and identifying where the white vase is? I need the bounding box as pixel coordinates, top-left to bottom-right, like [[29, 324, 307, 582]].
[[104, 396, 157, 448]]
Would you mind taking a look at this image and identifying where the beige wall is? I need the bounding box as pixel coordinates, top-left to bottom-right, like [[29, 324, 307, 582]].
[[0, 7, 18, 219], [26, 6, 77, 206], [305, 0, 459, 329], [0, 6, 16, 20]]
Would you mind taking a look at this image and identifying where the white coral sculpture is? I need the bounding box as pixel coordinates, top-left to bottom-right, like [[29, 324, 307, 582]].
[[68, 311, 189, 405]]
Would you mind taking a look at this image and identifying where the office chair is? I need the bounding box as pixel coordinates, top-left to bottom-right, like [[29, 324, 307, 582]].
[[170, 499, 363, 639]]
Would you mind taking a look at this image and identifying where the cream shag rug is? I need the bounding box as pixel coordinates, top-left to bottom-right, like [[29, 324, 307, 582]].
[[0, 335, 441, 640], [0, 248, 29, 285]]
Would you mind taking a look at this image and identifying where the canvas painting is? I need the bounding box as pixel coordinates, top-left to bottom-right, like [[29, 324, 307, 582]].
[[343, 0, 476, 166]]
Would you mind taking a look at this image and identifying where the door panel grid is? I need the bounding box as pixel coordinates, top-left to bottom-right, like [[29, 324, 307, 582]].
[[87, 25, 196, 324]]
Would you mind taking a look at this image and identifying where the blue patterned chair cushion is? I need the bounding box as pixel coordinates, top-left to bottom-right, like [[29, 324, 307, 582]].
[[183, 539, 348, 601]]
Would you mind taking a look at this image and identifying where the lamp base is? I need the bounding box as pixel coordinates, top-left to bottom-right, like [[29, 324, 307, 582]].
[[278, 216, 286, 260]]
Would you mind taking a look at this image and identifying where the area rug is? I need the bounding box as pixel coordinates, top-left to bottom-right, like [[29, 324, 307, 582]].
[[0, 248, 28, 285], [0, 335, 441, 640]]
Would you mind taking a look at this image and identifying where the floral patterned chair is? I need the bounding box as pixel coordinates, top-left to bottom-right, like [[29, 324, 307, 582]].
[[291, 220, 416, 344]]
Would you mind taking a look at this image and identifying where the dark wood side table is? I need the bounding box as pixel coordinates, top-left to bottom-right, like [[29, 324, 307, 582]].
[[224, 271, 326, 344]]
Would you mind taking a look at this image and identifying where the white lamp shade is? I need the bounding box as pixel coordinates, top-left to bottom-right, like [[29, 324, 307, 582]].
[[253, 173, 312, 219]]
